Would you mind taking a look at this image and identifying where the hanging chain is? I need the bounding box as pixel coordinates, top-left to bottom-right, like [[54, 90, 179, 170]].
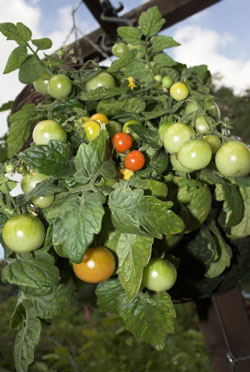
[[212, 296, 250, 371], [61, 1, 110, 61]]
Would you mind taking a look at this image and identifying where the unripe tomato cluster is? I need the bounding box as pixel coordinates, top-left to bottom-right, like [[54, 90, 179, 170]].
[[34, 73, 72, 98]]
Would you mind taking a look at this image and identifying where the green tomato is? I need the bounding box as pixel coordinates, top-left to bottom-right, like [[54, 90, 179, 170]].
[[158, 122, 174, 142], [142, 258, 177, 292], [107, 120, 122, 138], [127, 43, 144, 59], [33, 73, 50, 95], [32, 120, 67, 145], [21, 173, 49, 194], [85, 72, 115, 92], [178, 139, 212, 170], [5, 164, 15, 173], [2, 214, 45, 252], [163, 123, 194, 154], [154, 75, 162, 83], [83, 120, 101, 141], [215, 141, 250, 177], [204, 100, 221, 119], [161, 75, 173, 89], [203, 135, 221, 153], [185, 100, 202, 115], [48, 74, 72, 99], [32, 194, 54, 208], [123, 120, 141, 139], [195, 115, 209, 134], [170, 154, 192, 173], [112, 42, 128, 57], [170, 82, 189, 101]]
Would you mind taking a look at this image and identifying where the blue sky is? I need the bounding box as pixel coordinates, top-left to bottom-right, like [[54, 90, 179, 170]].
[[0, 0, 250, 258]]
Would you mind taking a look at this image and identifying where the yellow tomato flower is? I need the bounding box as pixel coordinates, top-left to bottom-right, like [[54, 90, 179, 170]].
[[127, 77, 136, 90], [120, 168, 134, 180]]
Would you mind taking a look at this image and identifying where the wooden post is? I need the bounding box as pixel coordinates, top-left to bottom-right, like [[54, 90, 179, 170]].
[[196, 285, 250, 372]]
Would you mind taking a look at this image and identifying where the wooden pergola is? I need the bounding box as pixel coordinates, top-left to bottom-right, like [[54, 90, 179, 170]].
[[73, 1, 250, 371]]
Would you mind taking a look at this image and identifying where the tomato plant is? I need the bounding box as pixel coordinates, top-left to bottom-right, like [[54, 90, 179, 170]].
[[170, 82, 189, 101], [142, 258, 177, 292], [32, 120, 67, 145], [2, 214, 45, 252], [124, 150, 145, 171], [113, 132, 133, 153], [72, 247, 115, 283], [48, 74, 72, 99], [215, 141, 250, 177], [85, 72, 115, 92]]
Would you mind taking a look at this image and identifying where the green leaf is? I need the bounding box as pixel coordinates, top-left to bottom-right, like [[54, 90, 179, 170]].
[[20, 141, 74, 178], [23, 281, 73, 319], [19, 55, 46, 84], [185, 185, 212, 231], [117, 26, 142, 44], [118, 291, 175, 350], [139, 196, 184, 238], [16, 22, 32, 42], [74, 130, 107, 184], [124, 61, 153, 84], [31, 37, 52, 50], [231, 187, 250, 238], [0, 100, 13, 112], [105, 231, 153, 300], [0, 22, 20, 42], [1, 256, 59, 289], [138, 6, 165, 37], [96, 278, 123, 314], [215, 183, 244, 227], [14, 316, 41, 372], [7, 103, 37, 158], [79, 86, 127, 101], [107, 50, 136, 73], [10, 303, 26, 330], [3, 46, 27, 74], [129, 124, 161, 149], [150, 150, 169, 174], [128, 177, 168, 198], [153, 53, 177, 67], [205, 222, 232, 278], [51, 192, 105, 263], [233, 176, 250, 187], [150, 35, 180, 52], [108, 187, 144, 235]]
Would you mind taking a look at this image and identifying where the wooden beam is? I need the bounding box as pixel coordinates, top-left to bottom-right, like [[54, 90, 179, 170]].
[[71, 0, 222, 61], [196, 286, 250, 372]]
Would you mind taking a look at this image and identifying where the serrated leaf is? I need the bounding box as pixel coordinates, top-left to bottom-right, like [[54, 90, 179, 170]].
[[14, 316, 41, 372], [31, 37, 52, 50], [79, 86, 127, 101], [108, 187, 144, 235], [105, 231, 153, 300], [150, 35, 180, 52], [74, 130, 107, 184], [19, 55, 46, 84], [124, 61, 153, 84], [186, 185, 212, 231], [20, 141, 74, 178], [7, 103, 37, 158], [96, 278, 123, 314], [118, 291, 175, 350], [150, 150, 169, 174], [107, 50, 136, 73], [16, 22, 32, 42], [52, 192, 105, 263], [129, 124, 161, 149], [139, 196, 184, 238], [3, 46, 27, 74], [139, 6, 165, 37], [128, 177, 168, 198], [153, 53, 178, 67], [1, 256, 59, 288], [205, 222, 232, 278], [231, 187, 250, 238], [23, 281, 73, 319], [215, 183, 244, 227], [117, 26, 142, 44]]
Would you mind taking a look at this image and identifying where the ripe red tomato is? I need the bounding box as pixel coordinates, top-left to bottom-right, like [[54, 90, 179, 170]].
[[113, 132, 133, 153], [124, 150, 145, 171], [72, 247, 115, 283]]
